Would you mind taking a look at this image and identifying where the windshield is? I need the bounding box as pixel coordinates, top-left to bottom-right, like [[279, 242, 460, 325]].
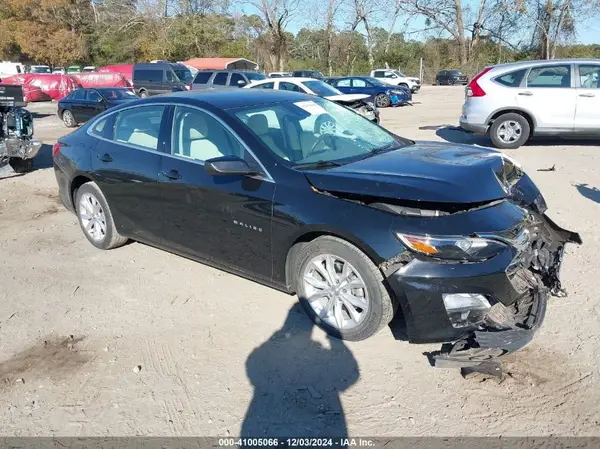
[[233, 97, 408, 166], [100, 88, 138, 99], [302, 80, 341, 96], [246, 72, 267, 81], [174, 68, 193, 83], [392, 70, 406, 77], [31, 66, 51, 73]]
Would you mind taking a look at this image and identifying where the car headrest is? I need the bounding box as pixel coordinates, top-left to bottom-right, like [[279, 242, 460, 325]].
[[182, 112, 208, 139], [247, 114, 269, 136]]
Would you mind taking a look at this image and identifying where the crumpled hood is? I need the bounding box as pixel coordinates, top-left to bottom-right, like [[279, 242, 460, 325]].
[[303, 141, 519, 204]]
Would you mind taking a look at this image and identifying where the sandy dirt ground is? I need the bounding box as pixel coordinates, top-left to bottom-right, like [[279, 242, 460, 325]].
[[0, 87, 599, 436]]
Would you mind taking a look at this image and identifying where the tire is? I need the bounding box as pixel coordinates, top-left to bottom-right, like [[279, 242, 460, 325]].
[[489, 112, 531, 150], [294, 236, 395, 341], [74, 181, 128, 250], [62, 110, 77, 128], [8, 157, 33, 173], [139, 90, 149, 98], [375, 93, 391, 108]]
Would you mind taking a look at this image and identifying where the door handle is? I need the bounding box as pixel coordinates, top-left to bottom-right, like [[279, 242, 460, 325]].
[[97, 153, 112, 163], [160, 169, 182, 180], [579, 92, 595, 97], [518, 91, 534, 96]]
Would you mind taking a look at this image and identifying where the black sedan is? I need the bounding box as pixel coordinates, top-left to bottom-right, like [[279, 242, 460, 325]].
[[52, 90, 580, 369], [58, 87, 138, 127]]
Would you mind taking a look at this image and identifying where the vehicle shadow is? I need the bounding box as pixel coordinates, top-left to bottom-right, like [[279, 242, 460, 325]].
[[433, 125, 600, 148], [575, 183, 600, 205], [30, 112, 55, 120], [241, 303, 359, 438], [32, 143, 53, 170]]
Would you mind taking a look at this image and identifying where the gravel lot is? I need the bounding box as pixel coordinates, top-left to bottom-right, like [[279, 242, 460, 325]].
[[1, 86, 599, 436]]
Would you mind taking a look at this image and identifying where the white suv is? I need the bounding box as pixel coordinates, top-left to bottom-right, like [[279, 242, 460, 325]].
[[460, 59, 600, 149], [370, 69, 421, 93]]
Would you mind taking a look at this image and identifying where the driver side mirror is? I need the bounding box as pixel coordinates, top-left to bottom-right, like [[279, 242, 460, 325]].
[[204, 155, 257, 176], [237, 79, 247, 86]]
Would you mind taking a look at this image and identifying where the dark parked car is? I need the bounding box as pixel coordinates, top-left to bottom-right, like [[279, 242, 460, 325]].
[[326, 76, 411, 107], [58, 87, 138, 127], [52, 90, 581, 370], [132, 62, 191, 97], [435, 69, 469, 85], [292, 70, 325, 80], [191, 70, 267, 91]]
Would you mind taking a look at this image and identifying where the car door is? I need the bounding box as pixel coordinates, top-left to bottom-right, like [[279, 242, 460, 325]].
[[516, 64, 576, 132], [211, 72, 229, 90], [89, 105, 167, 243], [228, 72, 247, 88], [85, 89, 106, 122], [335, 78, 352, 94], [69, 89, 88, 121], [148, 68, 164, 95], [574, 63, 600, 131], [157, 105, 275, 281]]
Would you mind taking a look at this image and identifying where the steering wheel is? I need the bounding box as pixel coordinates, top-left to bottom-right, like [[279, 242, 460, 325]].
[[305, 134, 335, 159]]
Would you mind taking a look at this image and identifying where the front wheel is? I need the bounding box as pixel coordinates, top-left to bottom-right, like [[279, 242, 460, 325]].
[[375, 93, 391, 108], [294, 236, 395, 341], [75, 182, 128, 250], [489, 112, 531, 149]]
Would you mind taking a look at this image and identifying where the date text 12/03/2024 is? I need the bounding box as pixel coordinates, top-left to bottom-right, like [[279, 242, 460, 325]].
[[218, 438, 376, 447]]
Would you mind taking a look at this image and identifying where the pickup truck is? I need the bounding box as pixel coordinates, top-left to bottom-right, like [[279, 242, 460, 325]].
[[370, 69, 421, 93]]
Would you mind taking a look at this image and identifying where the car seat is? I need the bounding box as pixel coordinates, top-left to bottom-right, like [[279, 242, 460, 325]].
[[247, 114, 290, 160]]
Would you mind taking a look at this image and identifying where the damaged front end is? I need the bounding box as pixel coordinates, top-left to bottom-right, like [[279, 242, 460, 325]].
[[335, 98, 380, 124], [431, 212, 581, 373]]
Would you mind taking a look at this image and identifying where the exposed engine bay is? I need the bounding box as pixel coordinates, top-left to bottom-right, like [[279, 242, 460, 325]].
[[0, 84, 42, 172], [333, 98, 380, 123]]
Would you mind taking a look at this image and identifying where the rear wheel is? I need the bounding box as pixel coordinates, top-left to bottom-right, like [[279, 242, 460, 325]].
[[75, 182, 128, 250], [62, 110, 77, 128], [8, 157, 33, 173], [294, 236, 395, 341], [375, 93, 391, 108], [489, 112, 531, 149]]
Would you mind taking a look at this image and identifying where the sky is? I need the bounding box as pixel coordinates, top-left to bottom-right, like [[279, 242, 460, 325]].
[[277, 4, 600, 47]]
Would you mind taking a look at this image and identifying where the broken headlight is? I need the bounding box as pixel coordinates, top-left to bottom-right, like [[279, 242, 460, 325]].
[[396, 233, 507, 261]]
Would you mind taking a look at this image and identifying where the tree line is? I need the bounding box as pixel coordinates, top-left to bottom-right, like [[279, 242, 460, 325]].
[[1, 0, 599, 82]]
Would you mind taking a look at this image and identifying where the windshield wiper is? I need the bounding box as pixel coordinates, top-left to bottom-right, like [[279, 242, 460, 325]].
[[294, 160, 344, 170], [359, 142, 399, 160]]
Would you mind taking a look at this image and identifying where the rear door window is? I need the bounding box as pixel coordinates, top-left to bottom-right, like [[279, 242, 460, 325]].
[[352, 79, 367, 88], [373, 71, 385, 78], [336, 79, 351, 87], [213, 72, 228, 85], [113, 106, 165, 150], [578, 65, 600, 88], [136, 69, 162, 82], [229, 73, 246, 87], [193, 71, 213, 84], [87, 90, 102, 102], [72, 89, 86, 100], [494, 69, 527, 87], [527, 65, 572, 88], [250, 82, 274, 89]]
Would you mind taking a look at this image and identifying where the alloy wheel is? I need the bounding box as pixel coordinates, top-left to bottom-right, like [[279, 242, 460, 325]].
[[302, 254, 369, 330], [63, 111, 75, 127], [497, 120, 523, 144], [319, 120, 336, 135], [79, 193, 107, 242]]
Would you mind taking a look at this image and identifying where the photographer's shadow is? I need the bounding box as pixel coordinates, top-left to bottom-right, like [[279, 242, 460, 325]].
[[241, 303, 360, 437]]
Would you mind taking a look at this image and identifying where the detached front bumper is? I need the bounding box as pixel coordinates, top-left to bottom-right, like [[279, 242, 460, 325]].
[[385, 213, 581, 368]]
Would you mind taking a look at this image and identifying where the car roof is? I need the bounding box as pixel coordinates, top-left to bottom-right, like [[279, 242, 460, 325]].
[[254, 77, 318, 83], [150, 89, 313, 109], [489, 58, 600, 72]]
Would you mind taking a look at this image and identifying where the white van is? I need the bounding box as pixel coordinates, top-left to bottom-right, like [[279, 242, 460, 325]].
[[0, 61, 25, 78]]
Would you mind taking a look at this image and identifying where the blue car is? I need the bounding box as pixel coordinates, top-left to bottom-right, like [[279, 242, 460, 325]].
[[326, 76, 411, 108]]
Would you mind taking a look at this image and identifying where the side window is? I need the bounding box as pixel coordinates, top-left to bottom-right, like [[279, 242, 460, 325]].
[[527, 65, 571, 88], [165, 70, 175, 82], [87, 90, 102, 102], [171, 106, 259, 168], [114, 106, 164, 150], [72, 89, 86, 100], [337, 79, 351, 87], [373, 71, 384, 78], [91, 116, 108, 136], [193, 71, 212, 84], [578, 65, 600, 88], [279, 82, 302, 92], [251, 82, 274, 89], [229, 73, 246, 87], [213, 72, 228, 85], [352, 79, 367, 88], [384, 72, 396, 78], [494, 69, 527, 87]]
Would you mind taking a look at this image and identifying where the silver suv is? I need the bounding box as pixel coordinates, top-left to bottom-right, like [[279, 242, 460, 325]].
[[459, 59, 600, 149]]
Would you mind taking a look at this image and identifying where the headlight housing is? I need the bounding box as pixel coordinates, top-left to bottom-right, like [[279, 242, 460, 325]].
[[390, 89, 405, 95], [396, 233, 507, 261]]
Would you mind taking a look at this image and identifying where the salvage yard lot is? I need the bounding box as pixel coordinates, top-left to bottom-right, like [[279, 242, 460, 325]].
[[1, 86, 599, 436]]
